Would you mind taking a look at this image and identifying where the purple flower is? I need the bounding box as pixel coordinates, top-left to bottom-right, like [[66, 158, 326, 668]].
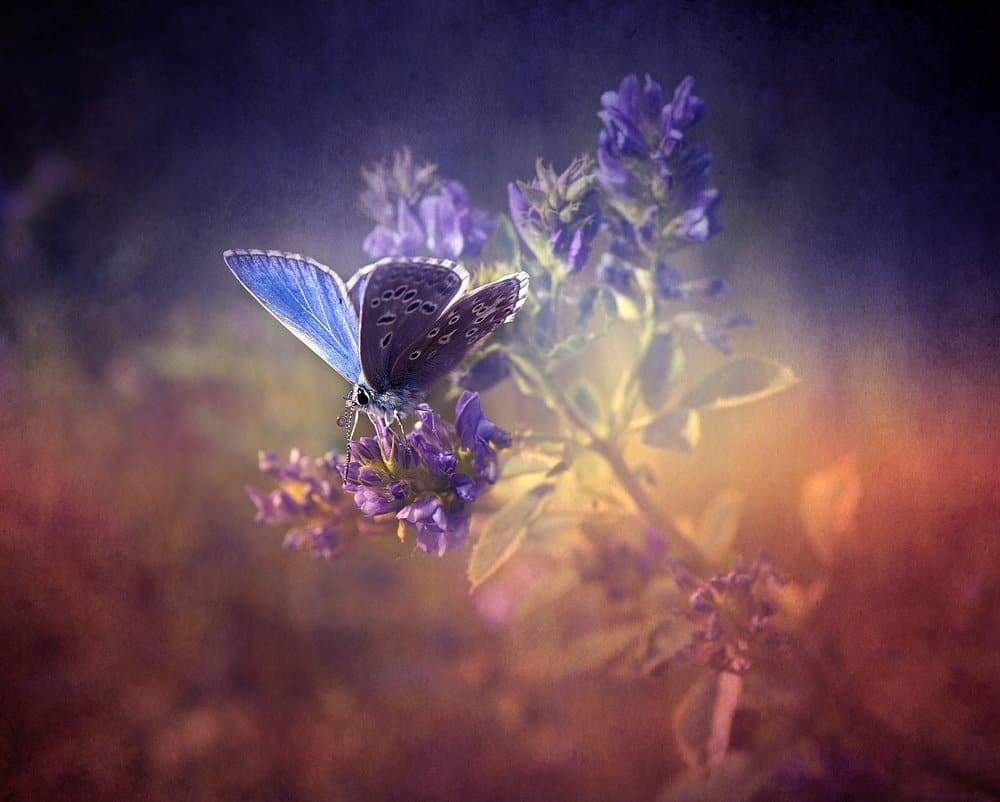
[[249, 396, 509, 559], [454, 390, 511, 485], [671, 310, 752, 356], [655, 261, 729, 301], [282, 522, 348, 560], [674, 188, 723, 244], [337, 393, 511, 555], [245, 449, 377, 559], [397, 494, 471, 555], [574, 523, 668, 602], [362, 198, 424, 258], [453, 349, 511, 393], [596, 253, 638, 296], [597, 74, 721, 254], [665, 553, 787, 674], [361, 147, 494, 260], [508, 155, 600, 274]]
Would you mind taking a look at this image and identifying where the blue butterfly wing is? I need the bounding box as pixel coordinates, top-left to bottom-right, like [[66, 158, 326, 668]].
[[345, 265, 370, 317], [354, 258, 469, 392], [389, 271, 529, 392], [224, 250, 362, 383]]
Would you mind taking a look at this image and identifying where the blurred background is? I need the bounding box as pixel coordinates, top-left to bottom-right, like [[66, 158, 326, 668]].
[[1, 1, 997, 800]]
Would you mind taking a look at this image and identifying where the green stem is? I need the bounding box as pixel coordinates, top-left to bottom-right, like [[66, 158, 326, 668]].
[[608, 258, 658, 436], [527, 364, 707, 572]]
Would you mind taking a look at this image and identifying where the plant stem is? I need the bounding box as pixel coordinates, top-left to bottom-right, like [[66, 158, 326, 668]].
[[608, 261, 658, 436], [588, 437, 707, 571], [527, 363, 708, 571]]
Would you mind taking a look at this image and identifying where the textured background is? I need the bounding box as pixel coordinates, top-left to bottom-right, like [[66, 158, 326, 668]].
[[1, 2, 997, 800]]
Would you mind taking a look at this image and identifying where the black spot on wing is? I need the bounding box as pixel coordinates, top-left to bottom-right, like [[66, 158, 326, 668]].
[[388, 274, 526, 392], [358, 259, 467, 390]]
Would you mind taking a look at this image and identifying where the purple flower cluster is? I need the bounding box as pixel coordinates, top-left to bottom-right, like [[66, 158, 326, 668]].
[[665, 553, 787, 674], [361, 146, 494, 260], [508, 156, 601, 274], [340, 392, 511, 555], [597, 74, 722, 255], [247, 449, 376, 559], [246, 393, 510, 558]]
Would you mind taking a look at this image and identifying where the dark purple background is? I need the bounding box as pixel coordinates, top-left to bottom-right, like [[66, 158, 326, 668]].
[[2, 1, 996, 369]]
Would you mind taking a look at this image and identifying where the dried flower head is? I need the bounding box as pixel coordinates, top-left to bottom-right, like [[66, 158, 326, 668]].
[[508, 155, 601, 274]]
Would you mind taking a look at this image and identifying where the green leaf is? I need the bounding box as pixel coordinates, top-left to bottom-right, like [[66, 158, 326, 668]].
[[614, 292, 641, 321], [640, 332, 685, 410], [468, 483, 556, 589], [672, 671, 743, 772], [696, 489, 746, 565], [681, 357, 798, 411], [641, 408, 701, 452]]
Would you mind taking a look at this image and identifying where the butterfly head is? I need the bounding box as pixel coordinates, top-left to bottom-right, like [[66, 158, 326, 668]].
[[340, 382, 423, 424]]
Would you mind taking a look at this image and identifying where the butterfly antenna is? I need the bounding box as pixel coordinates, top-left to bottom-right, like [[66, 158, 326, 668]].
[[343, 410, 361, 483]]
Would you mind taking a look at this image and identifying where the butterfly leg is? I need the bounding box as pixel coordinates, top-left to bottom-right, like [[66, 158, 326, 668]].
[[391, 410, 406, 439]]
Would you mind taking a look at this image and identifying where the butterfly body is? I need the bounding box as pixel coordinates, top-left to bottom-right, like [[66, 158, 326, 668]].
[[224, 250, 528, 420]]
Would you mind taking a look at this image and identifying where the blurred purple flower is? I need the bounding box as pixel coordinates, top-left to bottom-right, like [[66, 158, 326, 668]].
[[453, 349, 511, 393], [508, 155, 600, 274], [596, 253, 638, 296], [575, 524, 668, 602], [675, 188, 723, 243], [655, 261, 728, 301], [246, 448, 377, 559], [361, 147, 494, 260], [666, 552, 787, 674], [597, 74, 721, 254], [671, 310, 752, 356]]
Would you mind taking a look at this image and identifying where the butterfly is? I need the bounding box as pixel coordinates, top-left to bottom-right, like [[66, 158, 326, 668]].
[[224, 249, 529, 422]]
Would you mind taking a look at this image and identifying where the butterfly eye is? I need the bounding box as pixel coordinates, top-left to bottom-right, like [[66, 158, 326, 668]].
[[355, 386, 370, 406]]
